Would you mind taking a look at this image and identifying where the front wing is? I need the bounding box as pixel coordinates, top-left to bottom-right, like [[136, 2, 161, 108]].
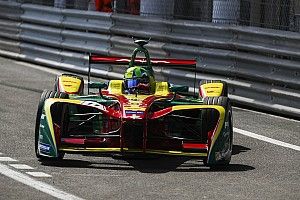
[[37, 98, 229, 164]]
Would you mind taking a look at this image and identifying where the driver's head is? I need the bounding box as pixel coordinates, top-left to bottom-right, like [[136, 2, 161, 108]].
[[124, 66, 152, 93]]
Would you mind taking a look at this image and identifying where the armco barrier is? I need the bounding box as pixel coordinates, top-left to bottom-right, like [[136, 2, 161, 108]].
[[0, 1, 299, 118], [0, 1, 22, 54], [111, 14, 300, 90]]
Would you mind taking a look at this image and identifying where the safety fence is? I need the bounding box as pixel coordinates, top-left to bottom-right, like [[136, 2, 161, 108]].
[[12, 0, 300, 32], [0, 1, 299, 118]]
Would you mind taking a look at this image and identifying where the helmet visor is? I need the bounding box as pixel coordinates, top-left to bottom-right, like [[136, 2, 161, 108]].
[[126, 79, 139, 89]]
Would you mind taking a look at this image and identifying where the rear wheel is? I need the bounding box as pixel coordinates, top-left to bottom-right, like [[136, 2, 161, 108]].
[[202, 96, 233, 167], [35, 90, 68, 161]]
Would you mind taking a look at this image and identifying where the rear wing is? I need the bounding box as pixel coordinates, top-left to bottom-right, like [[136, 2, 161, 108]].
[[89, 55, 197, 69], [88, 55, 197, 95]]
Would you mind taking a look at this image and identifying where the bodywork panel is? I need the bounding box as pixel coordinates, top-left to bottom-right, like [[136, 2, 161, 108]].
[[38, 95, 228, 163]]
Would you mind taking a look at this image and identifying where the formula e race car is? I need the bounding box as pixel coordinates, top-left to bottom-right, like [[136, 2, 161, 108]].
[[35, 40, 233, 167]]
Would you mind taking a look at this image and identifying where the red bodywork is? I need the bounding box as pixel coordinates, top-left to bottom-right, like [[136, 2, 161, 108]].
[[56, 56, 214, 156]]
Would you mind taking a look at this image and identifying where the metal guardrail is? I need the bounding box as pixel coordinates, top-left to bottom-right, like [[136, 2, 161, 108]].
[[0, 1, 22, 54], [0, 1, 299, 118]]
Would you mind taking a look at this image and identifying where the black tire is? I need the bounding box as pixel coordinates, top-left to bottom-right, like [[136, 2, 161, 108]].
[[203, 96, 233, 167], [35, 90, 68, 161], [199, 80, 228, 97]]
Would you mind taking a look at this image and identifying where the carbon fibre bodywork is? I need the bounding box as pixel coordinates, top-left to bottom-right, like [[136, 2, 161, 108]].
[[37, 90, 231, 165], [36, 40, 233, 166]]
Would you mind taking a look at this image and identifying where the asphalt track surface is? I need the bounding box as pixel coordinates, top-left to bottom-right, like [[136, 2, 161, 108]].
[[0, 57, 299, 200]]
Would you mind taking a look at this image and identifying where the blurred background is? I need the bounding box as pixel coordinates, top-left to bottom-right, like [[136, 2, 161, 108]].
[[12, 0, 300, 32]]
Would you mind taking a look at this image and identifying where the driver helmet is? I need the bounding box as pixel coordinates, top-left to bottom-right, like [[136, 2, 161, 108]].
[[124, 66, 153, 93]]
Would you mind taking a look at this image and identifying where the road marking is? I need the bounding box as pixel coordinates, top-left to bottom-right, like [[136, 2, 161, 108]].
[[0, 157, 18, 162], [9, 164, 34, 170], [0, 163, 85, 200], [26, 172, 52, 178], [233, 107, 299, 123], [234, 128, 300, 151]]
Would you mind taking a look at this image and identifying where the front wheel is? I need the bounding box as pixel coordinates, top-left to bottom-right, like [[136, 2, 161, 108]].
[[35, 90, 68, 161], [203, 96, 233, 167]]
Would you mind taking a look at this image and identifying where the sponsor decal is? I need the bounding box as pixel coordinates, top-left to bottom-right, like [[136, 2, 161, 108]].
[[82, 101, 107, 111], [39, 143, 51, 154], [125, 110, 144, 115], [41, 114, 46, 119], [39, 135, 43, 140], [125, 110, 144, 119], [224, 121, 230, 137], [215, 152, 222, 161]]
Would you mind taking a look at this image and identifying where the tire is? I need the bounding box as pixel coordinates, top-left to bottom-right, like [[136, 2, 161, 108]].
[[203, 96, 233, 167], [35, 90, 68, 161], [199, 80, 228, 97]]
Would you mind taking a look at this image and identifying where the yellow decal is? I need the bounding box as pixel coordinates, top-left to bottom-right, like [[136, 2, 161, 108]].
[[60, 76, 82, 93], [60, 147, 124, 152], [123, 94, 149, 111], [200, 83, 223, 97], [46, 99, 82, 104], [155, 82, 170, 96], [108, 80, 123, 94]]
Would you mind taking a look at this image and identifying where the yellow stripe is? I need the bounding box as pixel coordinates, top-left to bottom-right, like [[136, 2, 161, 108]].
[[125, 149, 144, 153], [144, 150, 207, 157], [208, 108, 225, 154], [60, 147, 125, 152], [44, 100, 57, 152], [124, 94, 150, 100], [172, 105, 222, 110], [59, 147, 207, 157], [46, 99, 82, 104]]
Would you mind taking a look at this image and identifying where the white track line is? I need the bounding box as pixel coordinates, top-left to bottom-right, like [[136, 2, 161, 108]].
[[0, 157, 17, 162], [234, 128, 300, 151], [26, 172, 52, 178], [9, 164, 34, 170], [0, 163, 84, 200]]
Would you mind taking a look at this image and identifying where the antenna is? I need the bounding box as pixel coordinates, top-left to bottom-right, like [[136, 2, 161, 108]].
[[194, 69, 196, 97], [88, 52, 91, 95], [193, 57, 198, 97]]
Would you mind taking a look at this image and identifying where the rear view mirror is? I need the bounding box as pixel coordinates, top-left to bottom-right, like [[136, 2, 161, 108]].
[[89, 82, 108, 90], [169, 84, 189, 93]]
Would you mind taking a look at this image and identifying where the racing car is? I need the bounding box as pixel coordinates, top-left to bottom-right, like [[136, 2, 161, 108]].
[[35, 39, 233, 167]]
